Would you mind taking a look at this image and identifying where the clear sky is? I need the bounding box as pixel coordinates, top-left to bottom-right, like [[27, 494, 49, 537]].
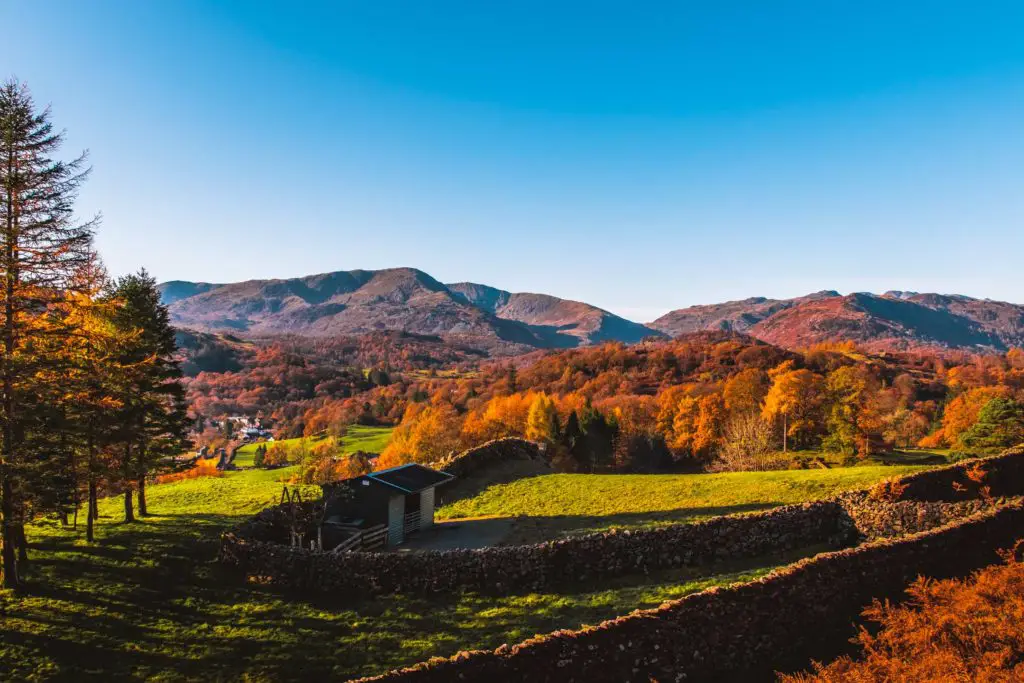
[[3, 1, 1024, 321]]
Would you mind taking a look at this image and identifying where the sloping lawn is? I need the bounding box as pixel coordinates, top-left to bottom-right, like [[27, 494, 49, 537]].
[[1, 464, 820, 682], [438, 465, 929, 542], [232, 425, 393, 467]]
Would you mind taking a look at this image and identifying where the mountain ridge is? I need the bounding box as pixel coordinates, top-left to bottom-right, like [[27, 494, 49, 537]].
[[158, 267, 662, 352], [159, 269, 1024, 354]]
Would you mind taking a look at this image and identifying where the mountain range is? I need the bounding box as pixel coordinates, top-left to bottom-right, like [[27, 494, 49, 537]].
[[158, 268, 1024, 354]]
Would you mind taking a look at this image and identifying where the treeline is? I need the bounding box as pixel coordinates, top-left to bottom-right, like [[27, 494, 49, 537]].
[[0, 81, 188, 589], [182, 331, 483, 425], [374, 335, 1024, 472]]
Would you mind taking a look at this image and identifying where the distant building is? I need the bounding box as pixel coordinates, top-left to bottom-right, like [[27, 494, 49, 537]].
[[321, 464, 454, 547]]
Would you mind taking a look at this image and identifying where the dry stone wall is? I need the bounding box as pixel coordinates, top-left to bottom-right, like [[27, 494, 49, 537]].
[[351, 501, 1024, 683], [834, 490, 1010, 541], [430, 437, 546, 480], [888, 445, 1024, 501], [218, 447, 1024, 682], [221, 500, 844, 597]]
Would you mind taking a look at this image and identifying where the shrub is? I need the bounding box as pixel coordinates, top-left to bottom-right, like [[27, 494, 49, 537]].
[[156, 458, 223, 484], [868, 478, 908, 503], [781, 548, 1024, 682]]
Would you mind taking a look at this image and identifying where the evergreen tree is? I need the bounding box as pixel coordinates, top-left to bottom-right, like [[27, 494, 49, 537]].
[[959, 398, 1024, 453], [108, 271, 190, 520], [576, 403, 616, 472], [562, 410, 583, 449], [0, 80, 95, 588]]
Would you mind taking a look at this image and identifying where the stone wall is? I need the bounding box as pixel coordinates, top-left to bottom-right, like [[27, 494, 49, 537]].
[[220, 500, 844, 597], [350, 501, 1024, 683], [887, 445, 1024, 501], [219, 448, 1024, 681], [834, 489, 1010, 541], [430, 437, 546, 480]]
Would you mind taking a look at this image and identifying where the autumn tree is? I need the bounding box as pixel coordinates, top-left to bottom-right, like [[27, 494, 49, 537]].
[[525, 393, 560, 445], [693, 393, 726, 460], [670, 396, 699, 456], [0, 80, 96, 588], [822, 365, 881, 455], [762, 365, 825, 452], [958, 398, 1024, 453], [712, 412, 778, 472], [933, 386, 1010, 447], [377, 402, 462, 468], [723, 367, 769, 416]]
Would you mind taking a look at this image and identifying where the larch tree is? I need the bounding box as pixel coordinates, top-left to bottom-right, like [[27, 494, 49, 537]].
[[0, 80, 95, 589], [525, 393, 560, 445]]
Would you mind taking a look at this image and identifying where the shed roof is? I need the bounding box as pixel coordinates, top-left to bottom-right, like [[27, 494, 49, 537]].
[[365, 463, 454, 494]]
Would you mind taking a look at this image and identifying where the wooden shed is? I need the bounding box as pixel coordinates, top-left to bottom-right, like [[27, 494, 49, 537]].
[[323, 463, 454, 547]]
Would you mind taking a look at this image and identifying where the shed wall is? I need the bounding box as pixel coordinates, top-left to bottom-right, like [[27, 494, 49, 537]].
[[420, 487, 435, 528], [387, 494, 405, 546]]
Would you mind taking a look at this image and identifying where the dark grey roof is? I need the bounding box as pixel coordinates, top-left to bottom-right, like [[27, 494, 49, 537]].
[[365, 463, 454, 494]]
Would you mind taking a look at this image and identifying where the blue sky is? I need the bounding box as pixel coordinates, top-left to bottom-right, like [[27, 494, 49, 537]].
[[3, 1, 1024, 321]]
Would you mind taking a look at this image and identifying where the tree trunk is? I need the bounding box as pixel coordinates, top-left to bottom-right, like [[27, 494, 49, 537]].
[[86, 479, 97, 543], [137, 475, 147, 517], [782, 413, 788, 453], [14, 523, 27, 563], [0, 474, 18, 589], [123, 488, 134, 523], [123, 442, 135, 523], [137, 440, 148, 516]]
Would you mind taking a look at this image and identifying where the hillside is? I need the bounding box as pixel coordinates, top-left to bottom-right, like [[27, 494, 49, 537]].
[[162, 270, 1024, 354], [160, 268, 659, 353], [652, 291, 1024, 351], [448, 281, 661, 347]]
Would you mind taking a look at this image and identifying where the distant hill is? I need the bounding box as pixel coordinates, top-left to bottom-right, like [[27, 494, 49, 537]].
[[447, 282, 660, 347], [649, 290, 841, 337], [159, 268, 661, 353], [160, 269, 1024, 354], [651, 291, 1024, 351]]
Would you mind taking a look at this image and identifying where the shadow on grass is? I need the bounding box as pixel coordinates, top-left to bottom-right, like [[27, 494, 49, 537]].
[[4, 504, 819, 682]]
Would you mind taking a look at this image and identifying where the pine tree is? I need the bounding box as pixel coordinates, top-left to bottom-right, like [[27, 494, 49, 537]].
[[0, 80, 95, 588], [108, 271, 190, 520]]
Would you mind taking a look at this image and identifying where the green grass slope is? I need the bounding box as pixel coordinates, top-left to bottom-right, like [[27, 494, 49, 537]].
[[438, 465, 929, 541], [1, 464, 820, 682], [232, 425, 393, 467]]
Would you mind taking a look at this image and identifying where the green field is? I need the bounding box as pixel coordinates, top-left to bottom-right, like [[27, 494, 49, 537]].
[[0, 464, 836, 681], [1, 458, 936, 680], [232, 425, 394, 467], [438, 465, 929, 542]]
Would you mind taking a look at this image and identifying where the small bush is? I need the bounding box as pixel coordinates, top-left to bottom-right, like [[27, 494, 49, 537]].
[[868, 478, 908, 503], [156, 458, 223, 484], [781, 548, 1024, 682]]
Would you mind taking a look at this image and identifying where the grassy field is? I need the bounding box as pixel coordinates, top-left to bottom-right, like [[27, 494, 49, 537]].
[[1, 464, 820, 682], [232, 425, 393, 467], [437, 465, 930, 542]]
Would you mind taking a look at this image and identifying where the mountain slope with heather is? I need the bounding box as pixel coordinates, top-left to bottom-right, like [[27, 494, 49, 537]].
[[652, 291, 1024, 351]]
